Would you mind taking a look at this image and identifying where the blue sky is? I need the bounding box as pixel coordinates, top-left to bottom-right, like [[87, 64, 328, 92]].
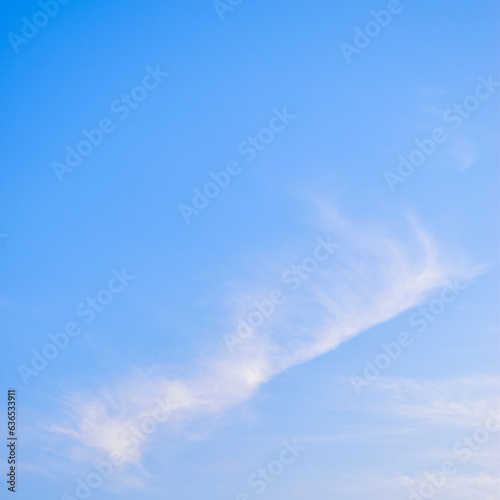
[[1, 1, 499, 499]]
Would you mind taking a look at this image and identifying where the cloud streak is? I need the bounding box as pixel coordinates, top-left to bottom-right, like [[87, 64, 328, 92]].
[[50, 206, 477, 470]]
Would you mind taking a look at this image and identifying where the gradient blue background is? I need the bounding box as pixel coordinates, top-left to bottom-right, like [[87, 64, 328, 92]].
[[1, 1, 499, 499]]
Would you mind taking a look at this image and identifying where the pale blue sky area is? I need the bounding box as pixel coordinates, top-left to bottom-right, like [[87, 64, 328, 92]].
[[1, 1, 499, 499]]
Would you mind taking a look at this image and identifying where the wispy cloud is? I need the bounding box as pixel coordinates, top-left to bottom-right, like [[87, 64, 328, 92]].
[[365, 375, 500, 426], [49, 205, 478, 473], [373, 472, 500, 500]]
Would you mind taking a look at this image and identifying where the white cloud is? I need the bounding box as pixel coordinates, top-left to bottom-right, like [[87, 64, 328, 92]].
[[370, 375, 500, 426], [49, 207, 478, 473]]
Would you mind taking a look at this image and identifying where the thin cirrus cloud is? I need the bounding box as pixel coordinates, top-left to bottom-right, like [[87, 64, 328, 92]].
[[49, 205, 479, 469], [337, 472, 500, 500], [369, 375, 500, 424]]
